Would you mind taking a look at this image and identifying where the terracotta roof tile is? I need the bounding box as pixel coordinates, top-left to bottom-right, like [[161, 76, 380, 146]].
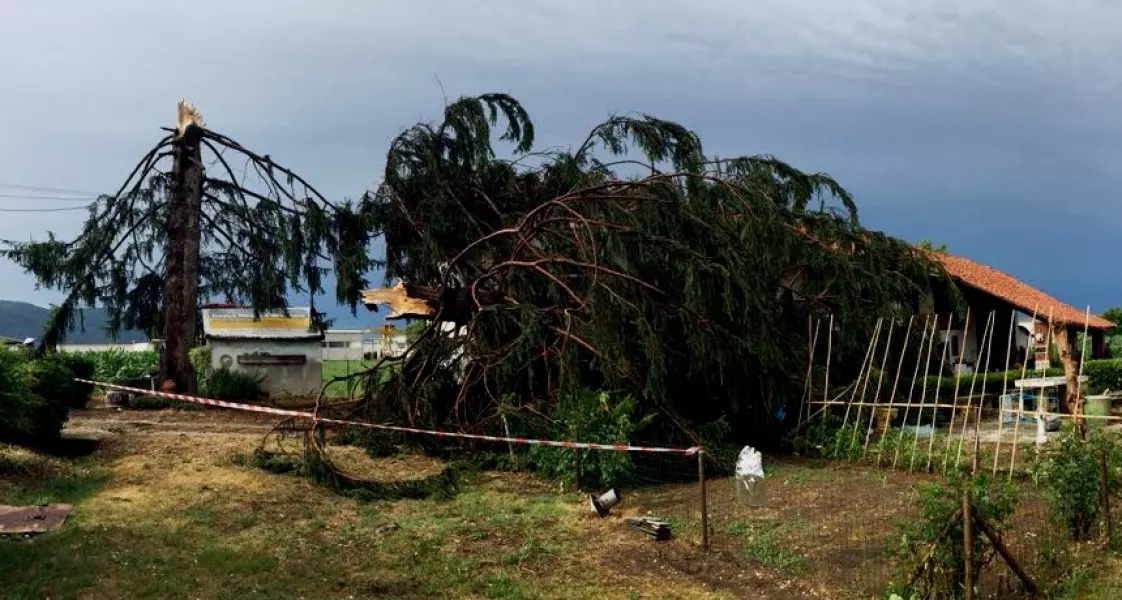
[[929, 252, 1113, 330]]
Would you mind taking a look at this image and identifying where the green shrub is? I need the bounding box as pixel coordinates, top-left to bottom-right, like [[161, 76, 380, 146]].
[[1030, 425, 1122, 541], [919, 367, 1064, 401], [189, 346, 212, 380], [526, 388, 654, 489], [201, 368, 264, 402], [0, 352, 73, 446], [72, 348, 157, 383], [891, 472, 1018, 599], [1085, 359, 1122, 394], [56, 353, 96, 408]]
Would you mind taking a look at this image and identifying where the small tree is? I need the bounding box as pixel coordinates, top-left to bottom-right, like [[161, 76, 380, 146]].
[[3, 101, 378, 393]]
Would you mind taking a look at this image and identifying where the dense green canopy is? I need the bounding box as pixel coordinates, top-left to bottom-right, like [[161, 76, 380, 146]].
[[359, 93, 951, 447]]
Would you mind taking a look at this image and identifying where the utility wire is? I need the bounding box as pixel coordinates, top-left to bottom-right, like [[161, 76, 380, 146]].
[[0, 182, 102, 196], [0, 205, 92, 213], [0, 194, 99, 202]]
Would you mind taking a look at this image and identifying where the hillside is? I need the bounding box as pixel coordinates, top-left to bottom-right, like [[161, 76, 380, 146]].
[[0, 300, 148, 343]]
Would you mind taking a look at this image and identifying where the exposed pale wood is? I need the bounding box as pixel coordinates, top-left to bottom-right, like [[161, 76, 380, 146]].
[[175, 98, 205, 138], [361, 281, 437, 319]]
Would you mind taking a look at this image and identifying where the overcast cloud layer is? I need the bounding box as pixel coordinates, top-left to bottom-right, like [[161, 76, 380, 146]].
[[1, 1, 1120, 328]]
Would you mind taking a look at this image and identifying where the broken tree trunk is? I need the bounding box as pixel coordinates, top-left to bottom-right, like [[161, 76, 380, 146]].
[[361, 281, 500, 325], [362, 281, 437, 320], [1051, 323, 1083, 437], [159, 100, 205, 395]]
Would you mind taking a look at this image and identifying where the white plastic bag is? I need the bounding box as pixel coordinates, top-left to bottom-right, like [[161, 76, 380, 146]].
[[734, 446, 766, 506], [735, 446, 764, 478]]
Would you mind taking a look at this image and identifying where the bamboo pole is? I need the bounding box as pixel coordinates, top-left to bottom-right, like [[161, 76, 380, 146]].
[[835, 318, 882, 458], [822, 314, 833, 421], [894, 315, 931, 470], [872, 315, 914, 462], [1100, 448, 1113, 545], [1035, 307, 1055, 451], [1008, 305, 1040, 480], [1075, 306, 1092, 435], [956, 312, 994, 472], [857, 319, 894, 456], [963, 487, 974, 600], [922, 315, 955, 472], [941, 308, 972, 473], [967, 312, 997, 473], [810, 399, 990, 410], [992, 309, 1017, 476], [798, 317, 822, 427], [698, 449, 708, 551], [907, 315, 941, 471]]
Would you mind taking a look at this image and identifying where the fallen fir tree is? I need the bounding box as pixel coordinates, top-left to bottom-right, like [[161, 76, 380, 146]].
[[347, 93, 954, 452]]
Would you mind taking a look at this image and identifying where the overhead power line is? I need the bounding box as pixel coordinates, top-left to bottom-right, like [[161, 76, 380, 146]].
[[0, 194, 99, 202], [0, 205, 92, 213], [0, 182, 102, 197]]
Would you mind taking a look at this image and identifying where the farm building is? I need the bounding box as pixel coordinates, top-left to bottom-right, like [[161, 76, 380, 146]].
[[201, 306, 324, 398], [923, 251, 1113, 372], [322, 329, 365, 361]]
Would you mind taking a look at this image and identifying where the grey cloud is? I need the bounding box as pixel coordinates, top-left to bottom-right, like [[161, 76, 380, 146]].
[[0, 0, 1120, 312]]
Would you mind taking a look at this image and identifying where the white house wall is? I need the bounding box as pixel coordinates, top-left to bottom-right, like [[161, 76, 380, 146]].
[[208, 338, 322, 398], [939, 329, 980, 370], [322, 330, 365, 361]]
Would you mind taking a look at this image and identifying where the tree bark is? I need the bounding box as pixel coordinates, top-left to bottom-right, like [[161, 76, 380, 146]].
[[1052, 323, 1082, 436], [159, 123, 205, 394]]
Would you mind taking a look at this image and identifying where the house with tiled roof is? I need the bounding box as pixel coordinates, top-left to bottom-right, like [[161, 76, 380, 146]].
[[922, 251, 1112, 371]]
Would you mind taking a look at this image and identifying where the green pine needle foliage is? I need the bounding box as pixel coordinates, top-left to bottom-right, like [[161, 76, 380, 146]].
[[359, 93, 957, 447]]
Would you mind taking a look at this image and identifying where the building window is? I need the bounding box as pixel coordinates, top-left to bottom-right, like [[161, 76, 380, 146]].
[[951, 335, 960, 357], [327, 341, 348, 348]]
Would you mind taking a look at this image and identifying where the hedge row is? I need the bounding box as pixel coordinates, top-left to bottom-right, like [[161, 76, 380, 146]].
[[915, 359, 1122, 401], [0, 351, 95, 446]]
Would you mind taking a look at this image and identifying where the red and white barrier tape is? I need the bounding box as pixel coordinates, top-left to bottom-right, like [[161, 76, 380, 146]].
[[79, 379, 700, 456]]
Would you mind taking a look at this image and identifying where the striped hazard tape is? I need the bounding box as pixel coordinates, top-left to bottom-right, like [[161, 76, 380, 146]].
[[78, 379, 701, 456]]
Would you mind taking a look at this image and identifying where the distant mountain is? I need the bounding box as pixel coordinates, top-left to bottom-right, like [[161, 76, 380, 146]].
[[0, 300, 148, 344]]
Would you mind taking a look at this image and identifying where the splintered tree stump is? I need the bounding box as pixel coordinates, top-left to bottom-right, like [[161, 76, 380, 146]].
[[361, 281, 436, 320]]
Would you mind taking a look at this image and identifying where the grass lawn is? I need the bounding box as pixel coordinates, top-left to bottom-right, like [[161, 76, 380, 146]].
[[0, 412, 741, 600], [3, 409, 1115, 598], [320, 359, 375, 398]]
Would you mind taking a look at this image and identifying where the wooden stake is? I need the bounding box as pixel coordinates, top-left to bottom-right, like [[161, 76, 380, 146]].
[[1037, 307, 1055, 451], [799, 316, 821, 427], [894, 315, 930, 470], [922, 315, 954, 472], [959, 312, 995, 472], [822, 314, 834, 421], [971, 506, 1039, 596], [1100, 447, 1113, 546], [943, 308, 972, 474], [993, 309, 1017, 475], [1075, 305, 1092, 438], [698, 449, 709, 551], [873, 315, 914, 463], [573, 448, 580, 490], [835, 318, 882, 458], [857, 320, 893, 457], [963, 486, 974, 600], [1008, 305, 1040, 480]]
